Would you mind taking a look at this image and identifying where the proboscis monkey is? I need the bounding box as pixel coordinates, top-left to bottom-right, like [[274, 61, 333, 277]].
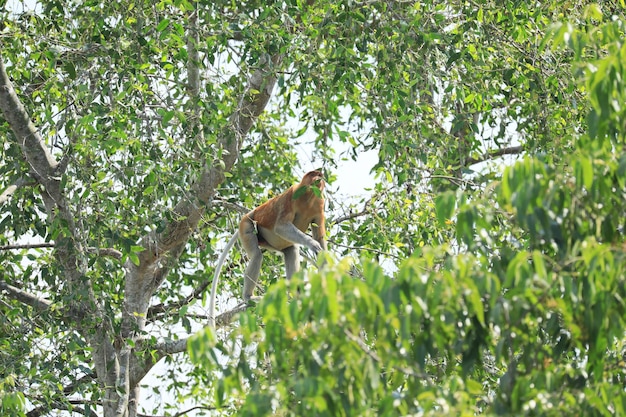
[[208, 170, 327, 327]]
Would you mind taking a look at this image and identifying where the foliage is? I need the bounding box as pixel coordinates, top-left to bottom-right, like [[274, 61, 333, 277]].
[[190, 4, 626, 417], [0, 0, 625, 416]]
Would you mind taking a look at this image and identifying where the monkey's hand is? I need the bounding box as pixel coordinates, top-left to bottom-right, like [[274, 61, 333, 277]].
[[309, 239, 323, 255]]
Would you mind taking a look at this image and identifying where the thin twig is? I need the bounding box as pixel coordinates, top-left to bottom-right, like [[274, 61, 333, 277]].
[[331, 193, 377, 224], [213, 198, 250, 215], [138, 405, 217, 417], [329, 240, 402, 260], [466, 145, 523, 166]]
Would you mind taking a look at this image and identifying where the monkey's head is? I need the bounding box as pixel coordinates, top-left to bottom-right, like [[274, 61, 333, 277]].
[[301, 170, 325, 190]]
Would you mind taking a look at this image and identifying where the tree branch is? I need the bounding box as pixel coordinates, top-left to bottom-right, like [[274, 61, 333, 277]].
[[90, 247, 123, 260], [0, 55, 87, 283], [213, 301, 250, 327], [0, 243, 122, 260], [0, 243, 55, 251], [0, 178, 36, 204], [0, 59, 59, 190], [127, 301, 251, 390], [25, 372, 97, 417], [0, 279, 51, 311], [466, 145, 524, 166], [130, 54, 282, 281], [147, 279, 211, 321], [152, 302, 251, 356], [186, 9, 200, 98], [213, 198, 250, 215], [137, 405, 216, 417], [329, 240, 403, 260], [27, 402, 88, 417], [331, 194, 377, 224]]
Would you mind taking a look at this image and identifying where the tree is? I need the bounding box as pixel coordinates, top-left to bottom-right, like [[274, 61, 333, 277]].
[[1, 1, 624, 416]]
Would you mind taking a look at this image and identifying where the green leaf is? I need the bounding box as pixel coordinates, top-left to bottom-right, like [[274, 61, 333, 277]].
[[468, 285, 485, 327], [583, 4, 603, 20], [129, 252, 140, 266], [466, 378, 482, 395], [324, 273, 339, 324], [435, 191, 455, 226], [156, 18, 170, 32], [292, 185, 308, 199], [161, 110, 175, 126], [574, 155, 593, 190], [532, 250, 547, 279]]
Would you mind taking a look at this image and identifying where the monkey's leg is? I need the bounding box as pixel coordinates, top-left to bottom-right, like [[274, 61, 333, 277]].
[[282, 244, 300, 280], [241, 219, 263, 301]]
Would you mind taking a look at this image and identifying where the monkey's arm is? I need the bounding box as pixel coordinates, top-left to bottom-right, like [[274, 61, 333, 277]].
[[274, 222, 323, 254]]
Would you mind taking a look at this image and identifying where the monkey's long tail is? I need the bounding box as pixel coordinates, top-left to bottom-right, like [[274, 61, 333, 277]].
[[208, 231, 239, 328]]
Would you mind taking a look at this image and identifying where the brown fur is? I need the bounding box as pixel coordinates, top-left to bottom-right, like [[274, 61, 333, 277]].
[[208, 170, 327, 326], [242, 170, 326, 251]]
